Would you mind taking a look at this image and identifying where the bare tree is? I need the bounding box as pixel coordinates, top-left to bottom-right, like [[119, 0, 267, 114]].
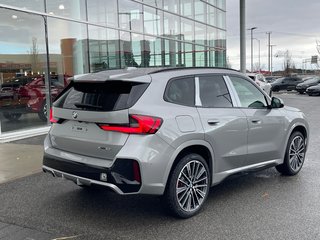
[[283, 50, 295, 76], [29, 37, 39, 74]]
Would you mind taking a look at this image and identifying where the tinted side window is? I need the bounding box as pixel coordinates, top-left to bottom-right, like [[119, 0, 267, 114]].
[[199, 75, 233, 108], [164, 77, 195, 106], [229, 76, 267, 109]]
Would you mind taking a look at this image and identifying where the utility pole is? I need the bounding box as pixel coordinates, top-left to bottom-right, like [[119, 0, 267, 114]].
[[266, 32, 272, 73], [248, 27, 257, 72], [254, 38, 261, 72], [270, 44, 276, 76]]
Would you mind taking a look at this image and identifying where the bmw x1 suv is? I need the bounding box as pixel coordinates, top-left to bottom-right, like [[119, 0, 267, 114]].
[[43, 67, 309, 218]]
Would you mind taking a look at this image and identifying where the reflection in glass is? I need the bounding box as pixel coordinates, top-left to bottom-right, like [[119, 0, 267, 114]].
[[0, 0, 44, 12], [120, 31, 148, 67], [195, 45, 207, 67], [181, 18, 194, 42], [180, 0, 193, 18], [45, 0, 87, 20], [143, 0, 163, 8], [0, 9, 47, 132], [144, 6, 163, 36], [119, 0, 144, 33], [208, 5, 216, 26], [89, 26, 120, 72], [87, 0, 118, 27], [163, 0, 179, 14], [194, 0, 207, 23], [163, 12, 180, 37], [216, 9, 226, 29], [47, 18, 89, 76]]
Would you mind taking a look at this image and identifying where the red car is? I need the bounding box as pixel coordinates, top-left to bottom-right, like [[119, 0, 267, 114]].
[[0, 75, 67, 121]]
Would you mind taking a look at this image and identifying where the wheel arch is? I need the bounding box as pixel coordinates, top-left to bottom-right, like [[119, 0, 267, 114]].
[[283, 122, 309, 159], [163, 140, 214, 190]]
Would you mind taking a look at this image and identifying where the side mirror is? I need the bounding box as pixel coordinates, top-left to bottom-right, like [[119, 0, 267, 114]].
[[271, 97, 284, 108]]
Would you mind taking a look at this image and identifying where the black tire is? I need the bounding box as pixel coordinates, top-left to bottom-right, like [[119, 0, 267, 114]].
[[272, 86, 279, 92], [3, 112, 22, 121], [298, 91, 304, 94], [276, 131, 306, 176], [162, 153, 210, 218], [38, 102, 48, 122]]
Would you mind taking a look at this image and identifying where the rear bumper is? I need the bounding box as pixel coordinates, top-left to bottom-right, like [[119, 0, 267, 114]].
[[43, 154, 141, 194]]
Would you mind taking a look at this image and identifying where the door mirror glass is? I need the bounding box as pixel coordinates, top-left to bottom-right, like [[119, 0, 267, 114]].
[[271, 97, 284, 108]]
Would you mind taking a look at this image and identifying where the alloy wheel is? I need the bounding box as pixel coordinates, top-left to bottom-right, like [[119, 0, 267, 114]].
[[176, 160, 208, 212], [288, 135, 305, 172]]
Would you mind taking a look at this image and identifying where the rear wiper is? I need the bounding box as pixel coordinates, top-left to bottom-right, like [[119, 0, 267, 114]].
[[74, 103, 103, 110]]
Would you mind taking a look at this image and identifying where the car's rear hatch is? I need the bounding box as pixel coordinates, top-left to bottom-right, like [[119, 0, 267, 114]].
[[50, 75, 150, 161]]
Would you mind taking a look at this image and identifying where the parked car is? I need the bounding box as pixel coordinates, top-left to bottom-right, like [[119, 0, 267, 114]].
[[271, 76, 303, 92], [296, 76, 320, 94], [0, 75, 66, 121], [306, 83, 320, 96], [43, 67, 309, 218], [265, 76, 278, 83], [247, 73, 272, 96]]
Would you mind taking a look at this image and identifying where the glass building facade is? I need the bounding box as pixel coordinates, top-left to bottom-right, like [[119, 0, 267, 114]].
[[0, 0, 226, 139]]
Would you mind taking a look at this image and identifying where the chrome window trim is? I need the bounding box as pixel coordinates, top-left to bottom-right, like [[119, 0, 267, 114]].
[[224, 75, 241, 107]]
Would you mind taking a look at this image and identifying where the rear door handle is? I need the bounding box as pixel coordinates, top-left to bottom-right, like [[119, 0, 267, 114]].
[[251, 119, 261, 124], [207, 119, 220, 125]]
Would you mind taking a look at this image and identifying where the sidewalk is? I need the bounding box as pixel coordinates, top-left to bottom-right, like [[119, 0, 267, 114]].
[[0, 135, 45, 184]]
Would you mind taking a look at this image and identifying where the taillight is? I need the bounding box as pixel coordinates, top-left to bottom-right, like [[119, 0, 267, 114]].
[[99, 114, 163, 134], [49, 108, 58, 123]]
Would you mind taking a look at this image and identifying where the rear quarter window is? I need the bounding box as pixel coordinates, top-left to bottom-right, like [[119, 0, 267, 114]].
[[164, 77, 195, 107]]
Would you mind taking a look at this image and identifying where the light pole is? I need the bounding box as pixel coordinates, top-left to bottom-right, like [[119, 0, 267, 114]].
[[248, 27, 257, 72], [270, 44, 276, 76], [253, 38, 260, 72]]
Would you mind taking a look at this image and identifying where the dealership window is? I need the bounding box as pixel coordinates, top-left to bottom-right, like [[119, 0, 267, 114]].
[[88, 26, 120, 72], [144, 6, 163, 36], [87, 0, 118, 27], [163, 0, 179, 14], [163, 12, 180, 37], [45, 0, 87, 21], [180, 0, 193, 19], [120, 31, 145, 67], [118, 0, 144, 34], [47, 18, 89, 77], [181, 17, 194, 42], [194, 0, 207, 23], [0, 9, 47, 132], [0, 0, 44, 12]]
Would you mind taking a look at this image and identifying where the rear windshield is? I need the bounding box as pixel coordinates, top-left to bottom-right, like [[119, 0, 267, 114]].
[[54, 81, 149, 111]]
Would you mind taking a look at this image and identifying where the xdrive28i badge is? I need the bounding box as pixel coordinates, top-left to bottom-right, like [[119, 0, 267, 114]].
[[72, 111, 78, 119]]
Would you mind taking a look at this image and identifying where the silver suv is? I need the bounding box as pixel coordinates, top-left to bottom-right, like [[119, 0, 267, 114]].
[[43, 68, 309, 218]]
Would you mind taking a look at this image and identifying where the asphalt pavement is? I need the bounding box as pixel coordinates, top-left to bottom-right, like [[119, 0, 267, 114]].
[[0, 92, 319, 240]]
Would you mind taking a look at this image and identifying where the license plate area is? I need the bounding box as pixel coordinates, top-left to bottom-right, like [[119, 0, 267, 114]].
[[71, 124, 88, 133]]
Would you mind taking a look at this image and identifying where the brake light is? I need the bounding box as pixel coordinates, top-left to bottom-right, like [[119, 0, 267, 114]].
[[99, 115, 163, 134], [49, 108, 58, 123]]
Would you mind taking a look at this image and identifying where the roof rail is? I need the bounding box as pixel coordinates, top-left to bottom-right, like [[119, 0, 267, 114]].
[[148, 67, 239, 74]]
